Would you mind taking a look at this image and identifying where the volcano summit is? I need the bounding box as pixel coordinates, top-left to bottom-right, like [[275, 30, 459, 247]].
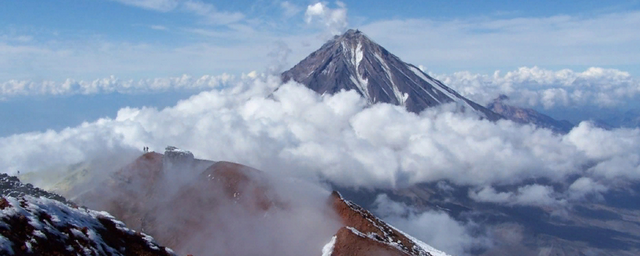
[[282, 29, 501, 120]]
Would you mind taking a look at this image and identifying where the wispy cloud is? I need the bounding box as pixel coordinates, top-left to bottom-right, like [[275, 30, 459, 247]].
[[280, 1, 301, 18], [305, 1, 348, 36], [373, 194, 488, 256], [181, 0, 244, 25], [149, 25, 167, 30], [360, 11, 640, 74], [3, 4, 640, 86], [112, 0, 179, 12], [113, 0, 244, 25], [0, 74, 233, 97]]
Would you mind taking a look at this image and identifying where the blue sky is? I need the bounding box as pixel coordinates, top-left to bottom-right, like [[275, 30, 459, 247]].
[[2, 0, 640, 81], [2, 0, 640, 135]]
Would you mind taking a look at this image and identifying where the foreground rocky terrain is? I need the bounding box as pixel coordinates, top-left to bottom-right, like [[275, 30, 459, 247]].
[[0, 174, 175, 256], [4, 147, 448, 255], [78, 147, 448, 255]]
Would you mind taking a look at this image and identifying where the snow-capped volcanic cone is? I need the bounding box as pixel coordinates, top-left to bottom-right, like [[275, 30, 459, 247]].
[[282, 29, 501, 120], [78, 147, 449, 256]]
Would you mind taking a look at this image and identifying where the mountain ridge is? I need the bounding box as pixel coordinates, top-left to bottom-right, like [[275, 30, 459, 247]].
[[487, 95, 574, 133]]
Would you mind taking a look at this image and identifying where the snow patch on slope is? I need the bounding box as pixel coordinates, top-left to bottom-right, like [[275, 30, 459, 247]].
[[375, 52, 407, 106], [0, 195, 173, 255], [350, 42, 370, 100], [409, 65, 479, 112], [389, 224, 451, 256], [321, 235, 336, 256]]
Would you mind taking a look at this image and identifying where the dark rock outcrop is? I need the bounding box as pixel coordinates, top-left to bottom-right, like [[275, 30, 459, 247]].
[[0, 173, 68, 204]]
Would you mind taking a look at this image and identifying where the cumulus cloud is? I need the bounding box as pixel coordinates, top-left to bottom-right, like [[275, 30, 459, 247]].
[[568, 177, 608, 200], [434, 66, 640, 108], [2, 75, 640, 192], [469, 184, 568, 207], [305, 1, 348, 36], [372, 194, 489, 256], [0, 74, 233, 97]]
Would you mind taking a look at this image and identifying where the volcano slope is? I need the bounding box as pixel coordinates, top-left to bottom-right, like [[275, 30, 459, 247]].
[[77, 147, 449, 256], [282, 29, 501, 120]]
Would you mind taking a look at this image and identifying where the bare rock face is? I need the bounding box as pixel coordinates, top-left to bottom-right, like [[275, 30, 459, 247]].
[[282, 29, 501, 120], [327, 191, 437, 256]]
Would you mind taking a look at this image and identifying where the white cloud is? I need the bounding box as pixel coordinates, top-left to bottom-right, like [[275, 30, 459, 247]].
[[280, 1, 301, 18], [372, 194, 489, 256], [469, 184, 566, 207], [434, 66, 640, 108], [113, 0, 243, 25], [2, 64, 639, 116], [149, 25, 167, 30], [305, 1, 348, 35], [4, 9, 640, 83], [181, 0, 244, 25], [0, 74, 233, 97], [568, 177, 608, 200], [112, 0, 179, 12], [515, 184, 564, 206], [359, 11, 640, 75], [468, 186, 512, 204], [4, 76, 640, 192], [0, 29, 325, 81]]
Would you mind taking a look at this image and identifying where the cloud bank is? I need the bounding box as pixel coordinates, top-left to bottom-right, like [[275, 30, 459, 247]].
[[3, 66, 637, 113], [2, 75, 639, 192], [434, 66, 640, 109], [0, 74, 233, 98]]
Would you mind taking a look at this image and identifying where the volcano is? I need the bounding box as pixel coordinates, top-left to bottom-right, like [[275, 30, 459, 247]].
[[75, 147, 449, 256], [282, 29, 501, 120]]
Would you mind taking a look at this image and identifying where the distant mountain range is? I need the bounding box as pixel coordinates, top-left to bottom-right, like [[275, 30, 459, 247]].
[[487, 95, 574, 133]]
